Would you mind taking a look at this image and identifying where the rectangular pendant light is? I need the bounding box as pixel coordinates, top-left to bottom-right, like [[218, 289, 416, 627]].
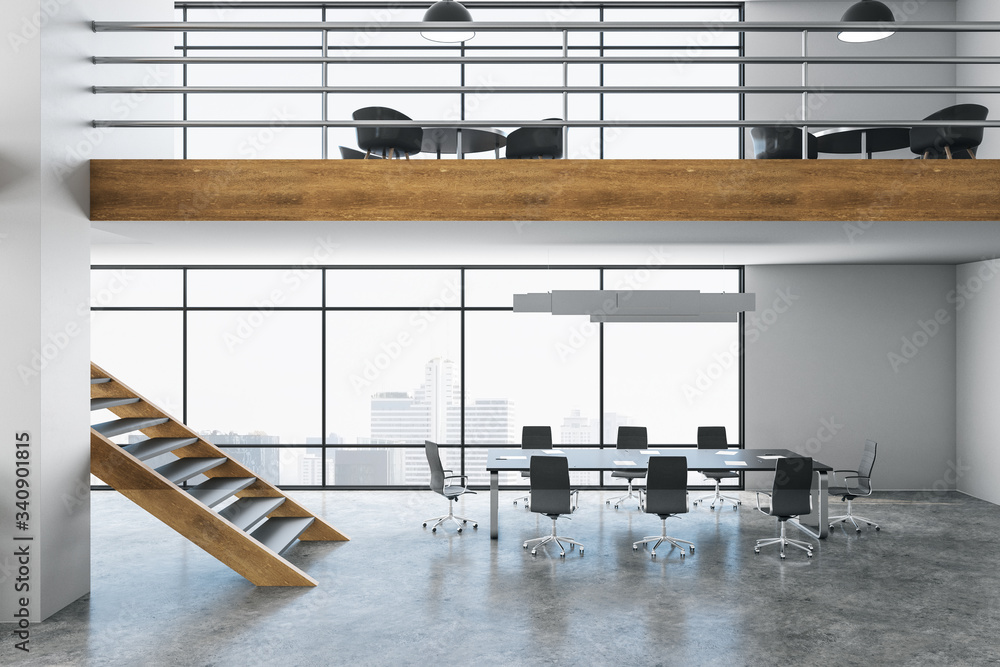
[[513, 290, 755, 322]]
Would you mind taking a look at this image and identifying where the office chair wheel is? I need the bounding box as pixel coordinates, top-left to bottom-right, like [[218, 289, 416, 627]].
[[431, 527, 437, 533], [780, 553, 786, 560], [680, 551, 685, 558], [531, 549, 538, 556], [632, 546, 638, 552], [828, 524, 834, 530], [457, 527, 462, 533], [874, 525, 880, 531], [559, 551, 566, 557], [855, 527, 861, 533], [523, 543, 528, 549], [606, 500, 611, 506], [692, 500, 698, 506], [709, 504, 715, 510], [579, 548, 584, 555], [422, 522, 427, 528], [690, 546, 695, 554], [472, 523, 478, 529], [733, 504, 739, 511], [754, 547, 760, 554], [806, 552, 813, 558]]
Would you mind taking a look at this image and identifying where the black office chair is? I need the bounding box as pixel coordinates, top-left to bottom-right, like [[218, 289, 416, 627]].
[[754, 456, 815, 559], [353, 106, 423, 160], [422, 441, 478, 533], [505, 119, 564, 159], [691, 426, 741, 511], [522, 455, 583, 557], [910, 103, 989, 159], [633, 456, 695, 559], [828, 439, 880, 533], [514, 425, 552, 509], [606, 425, 648, 510], [751, 126, 818, 159], [339, 146, 380, 159]]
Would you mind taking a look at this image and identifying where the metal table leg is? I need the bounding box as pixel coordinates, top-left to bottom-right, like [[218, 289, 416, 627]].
[[790, 469, 829, 539], [490, 470, 499, 539]]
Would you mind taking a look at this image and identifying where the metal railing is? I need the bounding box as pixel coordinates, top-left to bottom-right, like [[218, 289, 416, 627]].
[[91, 6, 1000, 157]]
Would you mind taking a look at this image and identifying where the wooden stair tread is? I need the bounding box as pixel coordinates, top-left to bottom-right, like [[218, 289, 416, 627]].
[[123, 437, 200, 461], [219, 496, 286, 532], [186, 476, 257, 508], [91, 397, 141, 411], [155, 457, 228, 485], [92, 416, 169, 438], [251, 517, 315, 555]]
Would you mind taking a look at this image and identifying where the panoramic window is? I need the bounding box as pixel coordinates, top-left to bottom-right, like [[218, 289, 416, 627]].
[[91, 265, 743, 490]]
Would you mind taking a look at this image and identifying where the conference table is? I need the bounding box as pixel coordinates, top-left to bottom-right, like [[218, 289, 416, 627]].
[[814, 126, 911, 159], [486, 447, 833, 541], [421, 126, 507, 159]]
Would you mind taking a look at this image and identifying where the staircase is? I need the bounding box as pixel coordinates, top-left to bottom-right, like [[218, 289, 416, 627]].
[[90, 362, 348, 586]]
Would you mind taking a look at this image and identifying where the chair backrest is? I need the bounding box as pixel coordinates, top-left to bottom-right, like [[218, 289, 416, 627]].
[[424, 440, 445, 495], [770, 456, 813, 518], [506, 119, 564, 159], [856, 439, 877, 494], [528, 456, 571, 516], [617, 425, 648, 449], [352, 106, 423, 156], [643, 456, 689, 517], [697, 426, 728, 449], [521, 425, 553, 449], [910, 103, 989, 155], [751, 126, 818, 159]]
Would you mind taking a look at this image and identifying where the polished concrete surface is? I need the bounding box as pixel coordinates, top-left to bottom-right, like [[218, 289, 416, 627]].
[[4, 489, 1000, 666]]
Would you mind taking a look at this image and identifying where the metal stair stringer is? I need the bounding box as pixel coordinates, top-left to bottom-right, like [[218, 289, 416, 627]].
[[90, 361, 348, 587]]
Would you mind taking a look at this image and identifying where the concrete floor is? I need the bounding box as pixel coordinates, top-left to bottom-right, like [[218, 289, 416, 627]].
[[4, 489, 1000, 666]]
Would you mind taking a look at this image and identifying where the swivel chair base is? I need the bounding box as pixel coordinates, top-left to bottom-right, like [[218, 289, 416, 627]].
[[754, 521, 813, 559], [692, 484, 742, 511], [606, 480, 642, 510], [423, 499, 478, 534], [828, 498, 880, 532], [523, 518, 583, 557], [633, 518, 694, 559]]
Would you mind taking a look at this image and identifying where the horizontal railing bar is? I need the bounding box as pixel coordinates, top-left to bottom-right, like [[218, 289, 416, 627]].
[[169, 43, 740, 51], [92, 85, 1000, 94], [94, 55, 1000, 65], [93, 20, 1000, 33], [92, 119, 1000, 129], [175, 1, 743, 8]]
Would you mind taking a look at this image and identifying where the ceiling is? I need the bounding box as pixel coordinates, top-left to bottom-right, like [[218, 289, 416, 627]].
[[91, 219, 1000, 267]]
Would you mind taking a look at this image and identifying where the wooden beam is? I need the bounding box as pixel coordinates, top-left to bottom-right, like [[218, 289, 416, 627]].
[[90, 158, 1000, 222]]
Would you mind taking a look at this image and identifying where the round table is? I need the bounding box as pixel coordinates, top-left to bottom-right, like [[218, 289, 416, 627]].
[[814, 126, 911, 159], [421, 127, 507, 159]]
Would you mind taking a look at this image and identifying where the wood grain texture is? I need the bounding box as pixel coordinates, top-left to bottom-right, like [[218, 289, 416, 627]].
[[90, 159, 1000, 222], [91, 430, 317, 586], [92, 361, 348, 543]]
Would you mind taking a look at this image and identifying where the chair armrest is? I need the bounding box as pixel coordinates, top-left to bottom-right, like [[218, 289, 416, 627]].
[[839, 474, 873, 496], [570, 488, 580, 512], [754, 491, 772, 515], [444, 473, 469, 486]]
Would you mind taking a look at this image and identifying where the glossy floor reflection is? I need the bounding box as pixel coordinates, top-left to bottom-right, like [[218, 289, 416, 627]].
[[4, 490, 1000, 666]]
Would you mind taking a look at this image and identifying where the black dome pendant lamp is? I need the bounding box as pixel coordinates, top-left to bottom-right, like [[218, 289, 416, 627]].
[[421, 0, 475, 43], [838, 0, 895, 43]]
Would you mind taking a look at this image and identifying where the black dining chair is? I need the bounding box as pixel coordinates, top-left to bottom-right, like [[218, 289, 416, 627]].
[[339, 146, 380, 160], [754, 456, 815, 559], [522, 455, 583, 557], [606, 425, 648, 510], [691, 426, 741, 511], [633, 456, 695, 559], [505, 119, 564, 159], [751, 126, 818, 159], [910, 103, 989, 159], [514, 425, 552, 509], [352, 106, 423, 160]]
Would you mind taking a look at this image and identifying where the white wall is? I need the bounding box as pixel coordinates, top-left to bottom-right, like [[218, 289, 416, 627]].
[[744, 265, 957, 491], [745, 1, 957, 159], [956, 259, 1000, 503], [0, 0, 174, 624], [957, 0, 1000, 159]]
